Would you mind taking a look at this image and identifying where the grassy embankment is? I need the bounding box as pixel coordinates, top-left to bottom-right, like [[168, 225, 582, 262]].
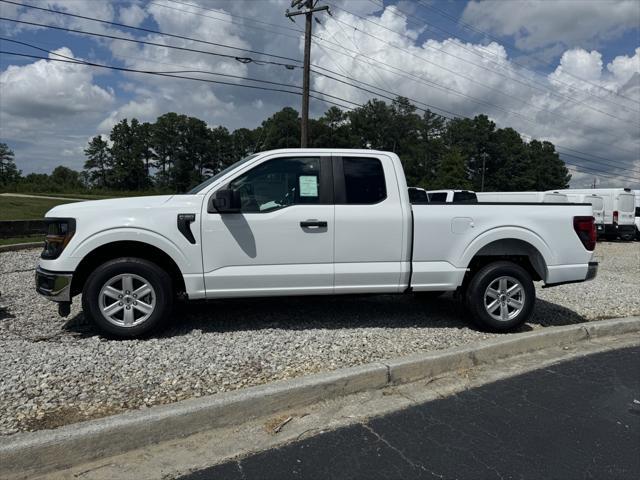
[[0, 196, 79, 246]]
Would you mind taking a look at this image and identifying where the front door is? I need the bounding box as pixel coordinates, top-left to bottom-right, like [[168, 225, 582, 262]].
[[201, 155, 334, 297]]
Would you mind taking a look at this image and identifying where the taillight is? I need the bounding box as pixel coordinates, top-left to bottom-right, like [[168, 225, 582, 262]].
[[613, 210, 619, 224], [573, 216, 596, 251]]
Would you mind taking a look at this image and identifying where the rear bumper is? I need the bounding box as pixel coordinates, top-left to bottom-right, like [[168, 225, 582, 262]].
[[35, 267, 73, 302], [604, 224, 635, 237], [585, 261, 598, 281], [544, 261, 598, 288]]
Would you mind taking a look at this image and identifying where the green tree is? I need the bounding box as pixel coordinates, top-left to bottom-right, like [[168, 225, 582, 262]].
[[83, 135, 112, 188], [258, 107, 300, 150], [524, 140, 571, 190], [109, 118, 151, 190], [0, 142, 21, 186], [432, 148, 472, 190]]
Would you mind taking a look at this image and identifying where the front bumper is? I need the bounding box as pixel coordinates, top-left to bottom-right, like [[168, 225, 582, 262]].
[[35, 267, 73, 302]]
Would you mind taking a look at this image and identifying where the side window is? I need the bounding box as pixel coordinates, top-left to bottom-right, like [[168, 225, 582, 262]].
[[453, 191, 477, 203], [343, 157, 386, 204], [428, 192, 447, 203], [228, 157, 321, 213]]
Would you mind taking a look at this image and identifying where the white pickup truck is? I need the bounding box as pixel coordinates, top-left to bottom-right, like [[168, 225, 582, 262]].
[[36, 149, 598, 338]]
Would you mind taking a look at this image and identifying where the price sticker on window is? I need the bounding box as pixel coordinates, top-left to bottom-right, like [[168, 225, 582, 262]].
[[299, 175, 318, 197]]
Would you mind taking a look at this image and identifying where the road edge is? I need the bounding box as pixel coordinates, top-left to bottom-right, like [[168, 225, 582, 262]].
[[0, 242, 43, 252], [2, 316, 639, 479]]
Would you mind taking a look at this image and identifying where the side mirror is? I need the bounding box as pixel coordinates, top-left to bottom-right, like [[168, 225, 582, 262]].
[[209, 189, 241, 213]]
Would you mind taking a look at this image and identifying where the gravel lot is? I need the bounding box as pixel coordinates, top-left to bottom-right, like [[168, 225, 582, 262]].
[[1, 241, 638, 436]]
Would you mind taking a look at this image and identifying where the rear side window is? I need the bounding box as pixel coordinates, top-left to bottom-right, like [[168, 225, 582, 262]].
[[452, 191, 477, 203], [428, 192, 447, 203], [343, 157, 386, 204], [618, 194, 634, 212], [588, 197, 603, 210]]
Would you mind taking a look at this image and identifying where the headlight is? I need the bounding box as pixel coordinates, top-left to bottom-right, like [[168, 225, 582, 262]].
[[41, 218, 76, 260]]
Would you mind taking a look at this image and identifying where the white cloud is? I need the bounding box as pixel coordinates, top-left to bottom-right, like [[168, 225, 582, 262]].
[[460, 0, 640, 52], [118, 3, 147, 28], [0, 47, 114, 118]]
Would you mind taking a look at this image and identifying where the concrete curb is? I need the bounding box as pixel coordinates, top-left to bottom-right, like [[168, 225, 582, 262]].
[[0, 242, 43, 252], [1, 316, 639, 479]]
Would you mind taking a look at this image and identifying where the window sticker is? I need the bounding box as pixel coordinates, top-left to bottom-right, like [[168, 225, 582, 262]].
[[299, 175, 319, 197]]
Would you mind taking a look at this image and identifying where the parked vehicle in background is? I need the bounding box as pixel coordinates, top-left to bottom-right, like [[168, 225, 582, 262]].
[[408, 187, 429, 204], [425, 190, 477, 203], [634, 190, 640, 240], [564, 193, 605, 237], [477, 191, 568, 203], [558, 188, 635, 241], [35, 149, 597, 338]]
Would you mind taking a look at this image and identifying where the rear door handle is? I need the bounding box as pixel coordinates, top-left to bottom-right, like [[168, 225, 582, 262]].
[[300, 220, 327, 228]]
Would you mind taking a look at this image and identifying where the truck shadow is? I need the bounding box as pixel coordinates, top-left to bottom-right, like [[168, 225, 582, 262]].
[[61, 294, 588, 339]]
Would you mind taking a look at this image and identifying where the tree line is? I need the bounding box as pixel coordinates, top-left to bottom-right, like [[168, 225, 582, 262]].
[[0, 96, 570, 193]]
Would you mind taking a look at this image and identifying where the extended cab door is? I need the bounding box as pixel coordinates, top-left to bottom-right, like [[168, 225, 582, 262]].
[[333, 154, 408, 293], [201, 155, 334, 297]]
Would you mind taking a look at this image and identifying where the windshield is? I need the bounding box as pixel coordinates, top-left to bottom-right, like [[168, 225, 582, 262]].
[[187, 154, 259, 194]]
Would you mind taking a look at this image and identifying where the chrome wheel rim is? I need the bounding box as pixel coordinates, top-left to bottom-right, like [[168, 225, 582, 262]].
[[99, 273, 156, 328], [484, 276, 525, 322]]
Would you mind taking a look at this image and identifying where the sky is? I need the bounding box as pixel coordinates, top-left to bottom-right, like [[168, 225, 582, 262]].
[[0, 0, 639, 189]]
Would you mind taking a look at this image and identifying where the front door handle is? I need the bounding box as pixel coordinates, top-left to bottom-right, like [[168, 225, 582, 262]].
[[300, 220, 327, 228]]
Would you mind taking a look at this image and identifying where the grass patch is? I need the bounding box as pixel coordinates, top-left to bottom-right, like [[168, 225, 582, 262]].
[[0, 235, 43, 246], [0, 196, 78, 221]]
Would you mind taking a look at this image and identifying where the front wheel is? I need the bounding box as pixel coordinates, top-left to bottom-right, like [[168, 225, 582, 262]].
[[82, 257, 173, 338], [465, 261, 535, 332]]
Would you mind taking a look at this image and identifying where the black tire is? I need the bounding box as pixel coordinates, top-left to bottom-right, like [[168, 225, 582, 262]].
[[82, 257, 173, 338], [465, 261, 535, 332], [620, 232, 634, 242]]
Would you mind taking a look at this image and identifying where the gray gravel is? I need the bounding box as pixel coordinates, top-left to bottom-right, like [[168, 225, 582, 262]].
[[1, 242, 638, 436]]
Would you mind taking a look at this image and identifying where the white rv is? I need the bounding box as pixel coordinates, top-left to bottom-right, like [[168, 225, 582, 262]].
[[476, 191, 568, 203], [558, 188, 635, 241], [563, 193, 605, 237]]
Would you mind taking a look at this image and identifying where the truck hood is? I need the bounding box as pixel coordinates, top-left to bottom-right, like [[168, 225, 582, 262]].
[[45, 195, 175, 218]]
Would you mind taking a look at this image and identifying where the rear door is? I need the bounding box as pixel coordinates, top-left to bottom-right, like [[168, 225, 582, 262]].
[[333, 155, 405, 293]]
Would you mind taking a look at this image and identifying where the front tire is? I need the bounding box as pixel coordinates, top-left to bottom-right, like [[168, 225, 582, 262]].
[[82, 257, 173, 338], [465, 261, 535, 332]]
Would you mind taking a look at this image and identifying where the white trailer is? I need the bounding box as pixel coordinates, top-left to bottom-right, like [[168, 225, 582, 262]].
[[563, 193, 605, 237], [557, 188, 635, 241]]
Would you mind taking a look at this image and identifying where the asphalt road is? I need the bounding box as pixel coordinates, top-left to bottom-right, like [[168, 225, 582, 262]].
[[178, 346, 640, 480]]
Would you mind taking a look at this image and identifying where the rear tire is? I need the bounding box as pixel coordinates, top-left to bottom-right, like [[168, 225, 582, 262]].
[[82, 257, 173, 338], [465, 261, 535, 332]]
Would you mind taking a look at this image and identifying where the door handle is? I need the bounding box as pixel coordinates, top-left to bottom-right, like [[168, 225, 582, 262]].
[[300, 220, 327, 228]]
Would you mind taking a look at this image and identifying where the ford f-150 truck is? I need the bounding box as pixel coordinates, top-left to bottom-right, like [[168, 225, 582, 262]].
[[35, 149, 598, 338]]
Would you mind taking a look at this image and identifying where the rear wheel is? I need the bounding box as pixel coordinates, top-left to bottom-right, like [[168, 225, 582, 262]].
[[465, 261, 535, 332], [82, 257, 173, 338]]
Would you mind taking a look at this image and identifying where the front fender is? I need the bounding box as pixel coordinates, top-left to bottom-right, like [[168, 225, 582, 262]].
[[40, 227, 195, 274]]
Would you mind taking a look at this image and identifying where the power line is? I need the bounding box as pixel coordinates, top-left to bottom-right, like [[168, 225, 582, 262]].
[[411, 0, 640, 106], [329, 1, 640, 117], [323, 13, 640, 131], [0, 50, 356, 111], [0, 0, 302, 64], [0, 16, 299, 69]]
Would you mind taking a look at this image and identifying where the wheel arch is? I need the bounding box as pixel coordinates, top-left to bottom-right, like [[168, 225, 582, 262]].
[[462, 234, 550, 283], [71, 241, 186, 297]]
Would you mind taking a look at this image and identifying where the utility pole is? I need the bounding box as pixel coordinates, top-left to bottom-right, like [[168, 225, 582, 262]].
[[286, 1, 329, 148]]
